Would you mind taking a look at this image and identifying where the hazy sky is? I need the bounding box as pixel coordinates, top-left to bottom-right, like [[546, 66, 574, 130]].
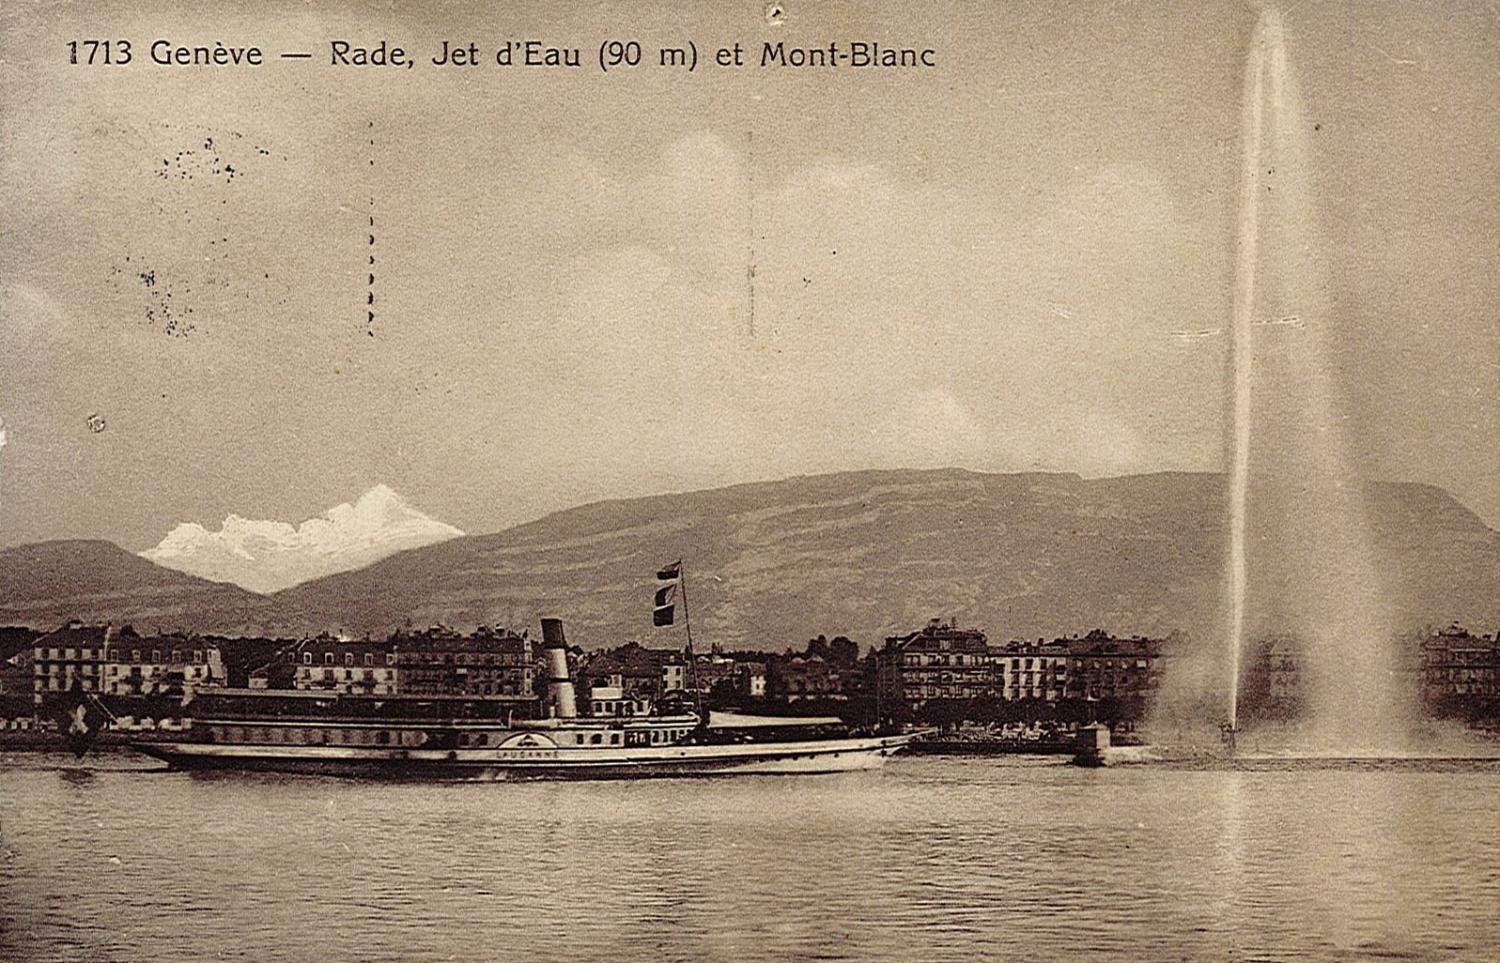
[[2, 1, 1496, 550]]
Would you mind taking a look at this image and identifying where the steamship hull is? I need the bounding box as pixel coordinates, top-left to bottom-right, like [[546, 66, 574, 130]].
[[128, 617, 912, 779], [131, 733, 911, 780]]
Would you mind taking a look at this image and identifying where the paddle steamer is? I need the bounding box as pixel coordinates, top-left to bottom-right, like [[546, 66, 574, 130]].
[[131, 619, 910, 778]]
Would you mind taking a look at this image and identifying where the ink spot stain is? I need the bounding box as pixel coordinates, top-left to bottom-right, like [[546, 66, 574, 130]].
[[86, 413, 106, 434]]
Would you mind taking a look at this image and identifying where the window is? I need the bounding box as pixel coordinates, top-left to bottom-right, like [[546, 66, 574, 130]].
[[302, 652, 312, 665], [364, 654, 374, 666], [324, 653, 334, 665], [386, 653, 397, 666], [131, 649, 141, 662], [345, 653, 354, 666], [171, 650, 181, 663], [194, 651, 204, 663], [610, 733, 621, 745], [590, 733, 602, 745], [151, 650, 161, 663]]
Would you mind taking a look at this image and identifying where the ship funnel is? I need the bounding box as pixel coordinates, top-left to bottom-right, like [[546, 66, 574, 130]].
[[540, 617, 577, 719]]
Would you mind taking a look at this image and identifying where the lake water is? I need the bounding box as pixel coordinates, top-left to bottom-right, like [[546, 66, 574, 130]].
[[2, 752, 1497, 962]]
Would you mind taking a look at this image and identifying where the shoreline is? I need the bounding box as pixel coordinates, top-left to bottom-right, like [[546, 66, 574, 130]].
[[0, 732, 134, 753]]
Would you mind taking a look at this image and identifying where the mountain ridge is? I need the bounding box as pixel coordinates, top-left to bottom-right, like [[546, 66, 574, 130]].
[[3, 470, 1496, 649]]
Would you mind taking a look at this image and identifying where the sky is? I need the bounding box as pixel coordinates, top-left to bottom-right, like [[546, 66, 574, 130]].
[[1, 0, 1496, 551]]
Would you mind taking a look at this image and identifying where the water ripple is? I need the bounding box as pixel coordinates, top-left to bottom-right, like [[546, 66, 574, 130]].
[[0, 756, 1497, 962]]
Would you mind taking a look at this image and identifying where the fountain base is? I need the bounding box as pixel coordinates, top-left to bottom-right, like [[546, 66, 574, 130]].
[[1220, 722, 1240, 756]]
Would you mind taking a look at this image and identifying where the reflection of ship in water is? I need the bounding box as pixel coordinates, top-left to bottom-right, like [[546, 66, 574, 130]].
[[131, 619, 911, 779]]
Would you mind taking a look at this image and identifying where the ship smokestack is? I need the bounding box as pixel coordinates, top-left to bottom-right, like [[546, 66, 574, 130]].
[[540, 618, 577, 719]]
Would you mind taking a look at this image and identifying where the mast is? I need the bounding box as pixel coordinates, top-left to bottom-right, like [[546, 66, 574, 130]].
[[654, 558, 701, 716], [678, 563, 700, 716], [678, 563, 695, 653]]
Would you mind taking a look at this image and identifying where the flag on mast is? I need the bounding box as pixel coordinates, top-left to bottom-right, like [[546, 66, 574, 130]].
[[50, 680, 108, 758], [653, 561, 681, 626]]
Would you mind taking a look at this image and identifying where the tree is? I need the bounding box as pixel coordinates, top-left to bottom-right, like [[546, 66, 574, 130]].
[[917, 698, 968, 732], [828, 636, 860, 669], [706, 677, 740, 710]]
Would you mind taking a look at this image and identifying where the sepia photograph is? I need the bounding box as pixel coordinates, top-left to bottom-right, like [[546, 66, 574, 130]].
[[1, 1, 1497, 960]]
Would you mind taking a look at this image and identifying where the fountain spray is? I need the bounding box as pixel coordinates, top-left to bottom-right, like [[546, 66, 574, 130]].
[[1225, 7, 1277, 742]]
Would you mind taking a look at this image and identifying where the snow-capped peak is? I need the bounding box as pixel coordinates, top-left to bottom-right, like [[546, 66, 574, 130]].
[[142, 486, 463, 593]]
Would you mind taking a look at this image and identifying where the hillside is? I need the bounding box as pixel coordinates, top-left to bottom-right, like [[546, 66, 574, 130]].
[[265, 469, 1500, 649], [0, 539, 271, 633], [3, 471, 1496, 648]]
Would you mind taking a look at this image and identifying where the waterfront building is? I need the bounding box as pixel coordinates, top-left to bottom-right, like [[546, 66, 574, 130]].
[[1060, 630, 1161, 702], [267, 625, 535, 699], [204, 635, 291, 688], [736, 660, 767, 698], [249, 656, 296, 689], [879, 618, 1000, 707], [997, 639, 1071, 702], [689, 655, 739, 696], [583, 683, 654, 717], [1262, 637, 1300, 701], [391, 625, 533, 698], [1237, 635, 1303, 716], [31, 620, 110, 704], [288, 634, 399, 695], [770, 654, 852, 701], [1421, 624, 1499, 708], [690, 653, 771, 701], [102, 629, 227, 697], [876, 619, 1165, 718], [577, 642, 687, 715]]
